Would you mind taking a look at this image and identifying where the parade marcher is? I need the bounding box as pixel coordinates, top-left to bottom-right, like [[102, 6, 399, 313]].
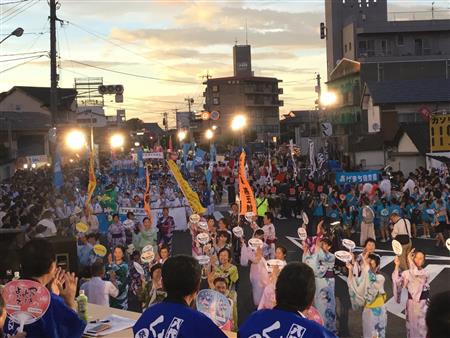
[[239, 262, 336, 338], [360, 198, 375, 246], [133, 216, 158, 254], [133, 255, 227, 338], [214, 248, 239, 292], [80, 207, 99, 234], [156, 207, 175, 253], [107, 213, 126, 249], [138, 263, 166, 309], [392, 249, 429, 338], [303, 237, 337, 334], [106, 246, 129, 310], [347, 253, 387, 338]]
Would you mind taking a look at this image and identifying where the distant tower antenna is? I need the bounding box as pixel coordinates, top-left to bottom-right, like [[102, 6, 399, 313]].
[[245, 19, 248, 45]]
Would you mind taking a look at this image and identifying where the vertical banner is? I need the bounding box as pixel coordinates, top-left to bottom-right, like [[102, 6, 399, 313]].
[[168, 135, 173, 153], [167, 160, 206, 214], [143, 166, 153, 223], [137, 147, 145, 179], [182, 143, 190, 163], [85, 149, 96, 211], [289, 139, 298, 179], [238, 151, 256, 215], [205, 166, 212, 190], [209, 143, 216, 163], [195, 148, 206, 164], [308, 138, 316, 175], [53, 145, 63, 190], [267, 151, 273, 187]]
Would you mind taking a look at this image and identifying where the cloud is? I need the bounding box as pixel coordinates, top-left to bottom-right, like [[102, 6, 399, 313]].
[[110, 5, 324, 50]]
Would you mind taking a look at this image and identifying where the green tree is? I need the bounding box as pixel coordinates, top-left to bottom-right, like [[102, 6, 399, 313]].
[[125, 118, 144, 131]]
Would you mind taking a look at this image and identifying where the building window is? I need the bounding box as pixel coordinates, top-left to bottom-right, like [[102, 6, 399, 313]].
[[212, 85, 219, 92], [423, 39, 431, 55], [367, 40, 375, 56], [213, 97, 220, 105], [380, 40, 387, 55], [349, 42, 352, 51], [414, 39, 423, 56], [344, 44, 348, 53], [377, 63, 384, 81], [397, 34, 404, 46], [359, 40, 367, 55]]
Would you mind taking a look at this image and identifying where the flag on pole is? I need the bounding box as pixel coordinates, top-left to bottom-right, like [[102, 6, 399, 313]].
[[143, 166, 153, 223], [238, 151, 256, 215], [289, 139, 298, 179], [182, 143, 190, 163], [267, 151, 273, 187], [137, 147, 145, 179], [209, 143, 216, 163], [308, 138, 317, 176], [85, 149, 96, 212], [168, 135, 173, 153]]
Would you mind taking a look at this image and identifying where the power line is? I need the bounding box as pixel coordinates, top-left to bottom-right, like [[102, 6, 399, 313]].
[[65, 20, 185, 74], [0, 0, 30, 5], [1, 0, 40, 24], [0, 54, 44, 74], [0, 50, 47, 57], [62, 58, 199, 85], [0, 54, 46, 62], [0, 0, 28, 15]]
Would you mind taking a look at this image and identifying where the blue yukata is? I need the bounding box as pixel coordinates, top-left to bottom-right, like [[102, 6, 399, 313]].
[[303, 248, 337, 333], [133, 301, 226, 338], [3, 292, 86, 338], [238, 308, 336, 338]]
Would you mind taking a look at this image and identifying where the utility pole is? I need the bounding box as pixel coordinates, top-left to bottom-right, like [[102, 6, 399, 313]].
[[315, 73, 321, 105], [163, 112, 168, 131], [49, 0, 58, 127]]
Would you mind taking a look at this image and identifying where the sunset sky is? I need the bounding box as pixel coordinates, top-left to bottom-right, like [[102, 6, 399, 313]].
[[1, 0, 448, 127]]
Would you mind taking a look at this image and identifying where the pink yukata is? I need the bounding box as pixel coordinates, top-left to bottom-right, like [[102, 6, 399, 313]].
[[392, 262, 429, 338], [240, 244, 270, 307]]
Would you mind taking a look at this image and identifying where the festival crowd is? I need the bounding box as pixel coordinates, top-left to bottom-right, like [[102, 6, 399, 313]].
[[0, 148, 450, 338]]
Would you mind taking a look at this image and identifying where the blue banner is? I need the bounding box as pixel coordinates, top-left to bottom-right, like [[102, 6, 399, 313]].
[[137, 147, 145, 179], [195, 148, 206, 164], [53, 145, 63, 190], [336, 171, 380, 185], [205, 168, 212, 189]]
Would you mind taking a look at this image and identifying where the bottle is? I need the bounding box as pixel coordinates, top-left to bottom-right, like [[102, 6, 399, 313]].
[[77, 290, 88, 322]]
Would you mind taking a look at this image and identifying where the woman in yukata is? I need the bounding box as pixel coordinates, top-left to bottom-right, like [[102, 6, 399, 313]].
[[106, 245, 129, 310], [240, 229, 271, 307], [347, 252, 387, 338], [302, 237, 336, 333], [392, 249, 429, 338]]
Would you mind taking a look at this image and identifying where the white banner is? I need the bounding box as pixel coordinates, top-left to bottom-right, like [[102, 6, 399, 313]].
[[142, 152, 164, 159], [118, 206, 188, 231]]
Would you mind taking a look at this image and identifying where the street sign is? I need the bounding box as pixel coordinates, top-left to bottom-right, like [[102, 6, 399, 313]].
[[321, 122, 332, 137], [430, 114, 450, 152], [210, 110, 220, 120]]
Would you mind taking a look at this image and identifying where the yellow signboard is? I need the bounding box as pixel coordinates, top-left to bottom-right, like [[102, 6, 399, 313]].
[[430, 115, 450, 152]]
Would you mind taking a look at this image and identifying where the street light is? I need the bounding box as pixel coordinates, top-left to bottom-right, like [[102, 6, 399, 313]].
[[110, 133, 125, 149], [65, 130, 86, 151], [212, 125, 217, 131], [320, 92, 337, 107], [0, 27, 24, 45], [205, 129, 214, 140], [134, 141, 140, 147], [177, 130, 187, 142], [231, 114, 247, 131]]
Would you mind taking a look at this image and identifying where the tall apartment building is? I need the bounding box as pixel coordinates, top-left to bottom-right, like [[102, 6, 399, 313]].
[[203, 44, 283, 142], [323, 0, 450, 169]]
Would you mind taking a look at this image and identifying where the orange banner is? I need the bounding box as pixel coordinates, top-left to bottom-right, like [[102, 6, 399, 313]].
[[85, 150, 96, 212], [238, 151, 256, 215], [143, 166, 153, 223]]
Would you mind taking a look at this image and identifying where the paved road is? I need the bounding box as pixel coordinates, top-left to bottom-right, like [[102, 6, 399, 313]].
[[172, 218, 450, 338]]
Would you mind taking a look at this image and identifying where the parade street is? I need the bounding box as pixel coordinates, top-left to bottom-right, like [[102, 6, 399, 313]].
[[172, 217, 450, 338]]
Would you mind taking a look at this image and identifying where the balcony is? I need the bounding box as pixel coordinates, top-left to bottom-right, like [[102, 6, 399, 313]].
[[244, 86, 279, 95]]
